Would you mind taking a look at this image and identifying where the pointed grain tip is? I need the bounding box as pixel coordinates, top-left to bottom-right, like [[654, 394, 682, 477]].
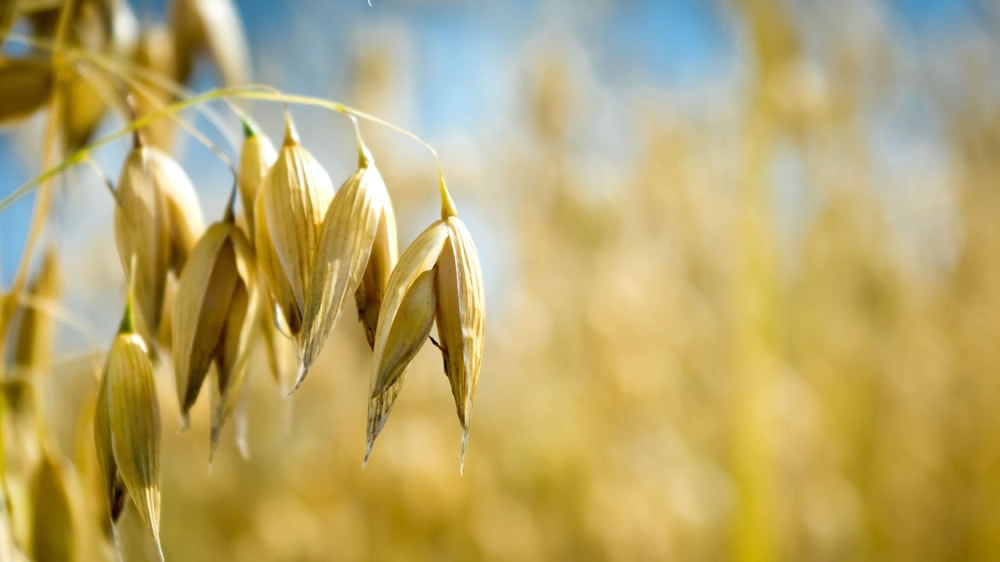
[[241, 116, 256, 139], [287, 361, 309, 396], [237, 434, 250, 460], [363, 441, 373, 469], [178, 412, 190, 432], [282, 112, 298, 146], [209, 427, 221, 464], [152, 526, 164, 561], [439, 175, 458, 219]]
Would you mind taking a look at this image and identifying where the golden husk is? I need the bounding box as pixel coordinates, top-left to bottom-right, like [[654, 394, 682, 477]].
[[104, 332, 162, 557], [93, 362, 126, 528], [254, 121, 333, 346], [113, 145, 203, 345], [355, 187, 398, 348], [366, 221, 449, 460], [238, 124, 276, 239], [434, 217, 486, 466], [295, 151, 385, 391], [364, 213, 486, 467], [171, 216, 257, 456], [172, 222, 236, 425]]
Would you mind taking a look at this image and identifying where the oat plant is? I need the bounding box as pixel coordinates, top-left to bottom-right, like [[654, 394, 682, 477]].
[[0, 0, 486, 559]]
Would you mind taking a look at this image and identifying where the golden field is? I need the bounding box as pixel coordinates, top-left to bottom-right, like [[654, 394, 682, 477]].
[[2, 1, 1000, 560]]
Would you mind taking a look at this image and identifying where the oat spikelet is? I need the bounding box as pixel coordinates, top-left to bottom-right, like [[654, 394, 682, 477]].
[[238, 119, 277, 239], [105, 331, 163, 558], [366, 223, 447, 461], [98, 292, 163, 558], [367, 192, 485, 470], [172, 222, 235, 426], [434, 215, 485, 471], [93, 364, 128, 529], [254, 188, 300, 335], [254, 116, 334, 388], [114, 142, 204, 346], [296, 146, 391, 391], [239, 122, 289, 387], [172, 214, 258, 458], [354, 151, 398, 349]]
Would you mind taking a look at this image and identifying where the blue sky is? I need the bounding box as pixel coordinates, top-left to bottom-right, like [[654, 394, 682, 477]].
[[0, 0, 989, 286]]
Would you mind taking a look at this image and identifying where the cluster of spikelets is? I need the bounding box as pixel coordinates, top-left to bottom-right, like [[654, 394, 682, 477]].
[[90, 95, 486, 559], [0, 0, 486, 558]]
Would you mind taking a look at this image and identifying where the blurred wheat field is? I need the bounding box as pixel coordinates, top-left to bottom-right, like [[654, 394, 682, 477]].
[[3, 0, 1000, 561]]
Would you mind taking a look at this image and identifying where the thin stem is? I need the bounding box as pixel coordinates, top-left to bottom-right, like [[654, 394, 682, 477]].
[[105, 58, 238, 178], [227, 89, 459, 216], [1, 86, 455, 216], [0, 87, 236, 214]]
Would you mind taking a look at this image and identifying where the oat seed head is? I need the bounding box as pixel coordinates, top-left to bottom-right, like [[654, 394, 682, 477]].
[[238, 118, 277, 239], [105, 332, 162, 556], [295, 150, 389, 391]]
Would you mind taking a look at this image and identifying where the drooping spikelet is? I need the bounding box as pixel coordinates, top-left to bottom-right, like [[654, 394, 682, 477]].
[[93, 364, 127, 527], [237, 119, 276, 239], [353, 150, 398, 349], [94, 293, 163, 559], [113, 137, 204, 347], [366, 185, 485, 470], [296, 143, 396, 391], [253, 115, 334, 387], [172, 209, 258, 458], [237, 121, 291, 387]]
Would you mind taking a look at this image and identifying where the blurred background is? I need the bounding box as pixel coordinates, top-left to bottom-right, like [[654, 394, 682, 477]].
[[3, 0, 1000, 560]]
